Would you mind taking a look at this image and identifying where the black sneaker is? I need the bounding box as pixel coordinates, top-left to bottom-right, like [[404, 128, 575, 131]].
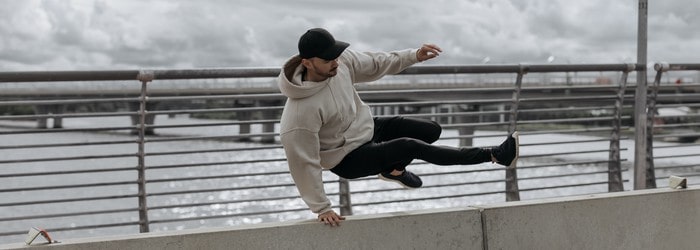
[[378, 170, 423, 188], [491, 131, 519, 167]]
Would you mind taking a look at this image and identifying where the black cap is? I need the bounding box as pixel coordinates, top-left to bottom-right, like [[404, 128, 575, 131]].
[[298, 28, 350, 60]]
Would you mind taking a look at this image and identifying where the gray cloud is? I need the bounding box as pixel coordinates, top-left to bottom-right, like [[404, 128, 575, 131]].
[[0, 0, 698, 70]]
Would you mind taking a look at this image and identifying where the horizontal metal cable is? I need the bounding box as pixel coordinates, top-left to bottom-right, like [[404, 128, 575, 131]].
[[654, 152, 700, 159], [439, 130, 630, 142], [376, 111, 506, 119], [0, 194, 139, 207], [656, 112, 700, 119], [519, 105, 619, 114], [656, 93, 700, 99], [0, 207, 139, 222], [520, 95, 617, 103], [350, 178, 506, 195], [145, 119, 279, 129], [147, 93, 284, 102], [656, 103, 700, 109], [437, 133, 510, 140], [0, 126, 136, 135], [147, 106, 285, 115], [517, 127, 617, 135], [350, 160, 627, 180], [442, 118, 625, 130], [518, 161, 629, 170], [518, 180, 628, 192], [145, 145, 282, 157], [441, 121, 511, 128], [517, 116, 617, 124], [146, 158, 286, 170], [0, 139, 137, 150], [144, 132, 279, 143], [145, 178, 341, 198], [147, 170, 289, 183], [368, 98, 513, 107], [653, 122, 700, 129], [653, 132, 700, 139], [653, 143, 700, 149], [655, 164, 698, 171], [0, 180, 137, 193], [517, 170, 616, 181], [0, 167, 136, 178], [521, 149, 618, 159], [0, 153, 136, 164], [0, 111, 136, 120], [415, 167, 502, 177], [520, 138, 628, 147], [146, 183, 297, 197], [148, 195, 301, 210], [0, 97, 139, 106]]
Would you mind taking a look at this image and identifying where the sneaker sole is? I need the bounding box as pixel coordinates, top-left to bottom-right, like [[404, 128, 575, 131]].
[[377, 174, 419, 189], [509, 131, 520, 168]]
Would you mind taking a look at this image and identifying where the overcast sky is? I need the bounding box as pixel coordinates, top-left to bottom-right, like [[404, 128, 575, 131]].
[[1, 0, 698, 71]]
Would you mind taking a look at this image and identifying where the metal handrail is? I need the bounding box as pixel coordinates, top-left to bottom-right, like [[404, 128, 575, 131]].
[[1, 63, 699, 243]]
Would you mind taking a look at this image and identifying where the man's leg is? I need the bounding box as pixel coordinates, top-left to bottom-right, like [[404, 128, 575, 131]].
[[372, 116, 491, 171], [331, 116, 519, 187], [332, 117, 491, 179], [372, 116, 441, 146]]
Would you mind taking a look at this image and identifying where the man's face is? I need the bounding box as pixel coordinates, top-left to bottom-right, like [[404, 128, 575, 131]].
[[306, 57, 339, 78]]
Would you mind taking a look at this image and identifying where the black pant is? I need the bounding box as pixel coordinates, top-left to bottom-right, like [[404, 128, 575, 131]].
[[331, 116, 491, 179]]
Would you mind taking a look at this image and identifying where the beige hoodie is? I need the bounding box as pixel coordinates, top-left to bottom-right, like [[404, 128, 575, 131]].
[[278, 48, 419, 214]]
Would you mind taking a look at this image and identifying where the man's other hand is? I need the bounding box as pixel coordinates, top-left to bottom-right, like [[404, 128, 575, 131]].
[[317, 210, 346, 227], [416, 43, 443, 62]]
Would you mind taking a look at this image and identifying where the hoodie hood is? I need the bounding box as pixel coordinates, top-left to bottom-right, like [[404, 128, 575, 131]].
[[277, 55, 329, 99]]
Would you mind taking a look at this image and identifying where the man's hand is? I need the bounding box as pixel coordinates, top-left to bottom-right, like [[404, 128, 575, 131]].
[[317, 210, 346, 227], [416, 43, 443, 62]]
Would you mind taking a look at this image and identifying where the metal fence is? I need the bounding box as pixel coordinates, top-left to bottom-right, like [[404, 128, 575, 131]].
[[1, 63, 699, 243]]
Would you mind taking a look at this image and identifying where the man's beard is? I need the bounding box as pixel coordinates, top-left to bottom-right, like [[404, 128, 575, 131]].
[[325, 67, 338, 77]]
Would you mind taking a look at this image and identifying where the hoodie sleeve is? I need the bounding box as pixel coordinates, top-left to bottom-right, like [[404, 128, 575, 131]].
[[280, 129, 333, 215], [342, 48, 420, 83]]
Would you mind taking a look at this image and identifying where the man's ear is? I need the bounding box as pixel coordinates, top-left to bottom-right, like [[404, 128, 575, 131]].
[[301, 58, 313, 68]]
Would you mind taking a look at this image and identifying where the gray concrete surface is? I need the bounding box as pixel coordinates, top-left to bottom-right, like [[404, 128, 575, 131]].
[[478, 187, 700, 250], [2, 207, 483, 250], [3, 187, 698, 250]]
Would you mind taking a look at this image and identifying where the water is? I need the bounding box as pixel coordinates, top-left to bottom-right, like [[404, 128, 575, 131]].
[[1, 115, 698, 244]]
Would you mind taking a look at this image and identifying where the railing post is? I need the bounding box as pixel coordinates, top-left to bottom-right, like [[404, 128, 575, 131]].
[[505, 65, 526, 202], [633, 0, 649, 190], [608, 65, 633, 192], [644, 63, 668, 188], [136, 70, 153, 233], [338, 178, 353, 216]]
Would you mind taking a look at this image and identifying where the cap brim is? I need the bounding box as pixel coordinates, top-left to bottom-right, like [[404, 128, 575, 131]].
[[317, 41, 350, 60]]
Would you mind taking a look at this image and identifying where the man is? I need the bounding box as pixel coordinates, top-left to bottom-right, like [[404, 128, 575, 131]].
[[278, 28, 519, 227]]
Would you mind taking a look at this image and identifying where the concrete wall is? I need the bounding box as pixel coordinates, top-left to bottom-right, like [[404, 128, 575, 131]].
[[3, 208, 483, 250], [3, 187, 698, 250], [478, 187, 700, 249]]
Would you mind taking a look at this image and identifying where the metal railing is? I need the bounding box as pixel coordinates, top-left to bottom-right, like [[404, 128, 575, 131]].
[[1, 63, 699, 244]]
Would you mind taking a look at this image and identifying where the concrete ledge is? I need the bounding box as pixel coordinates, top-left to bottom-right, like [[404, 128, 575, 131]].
[[477, 187, 700, 249], [3, 187, 699, 249], [2, 207, 483, 250]]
